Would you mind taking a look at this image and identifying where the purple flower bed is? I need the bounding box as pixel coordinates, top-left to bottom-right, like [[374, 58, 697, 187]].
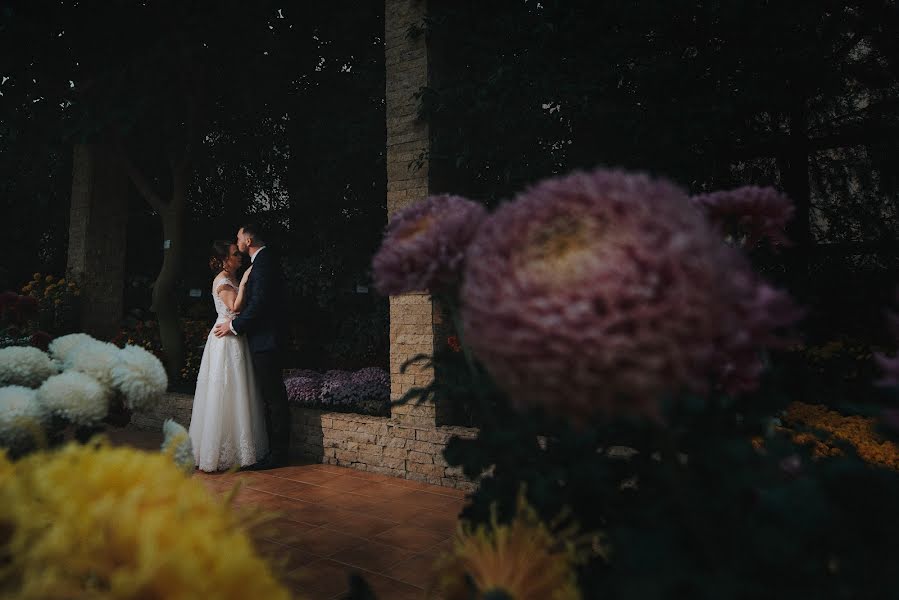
[[283, 367, 390, 416]]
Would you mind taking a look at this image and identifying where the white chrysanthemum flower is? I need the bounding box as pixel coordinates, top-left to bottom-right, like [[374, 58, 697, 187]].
[[161, 419, 194, 474], [36, 371, 109, 426], [63, 340, 122, 388], [0, 386, 48, 451], [0, 346, 60, 388], [111, 345, 167, 411], [48, 333, 100, 365]]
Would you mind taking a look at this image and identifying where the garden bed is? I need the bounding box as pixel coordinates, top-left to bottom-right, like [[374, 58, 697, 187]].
[[283, 367, 390, 417]]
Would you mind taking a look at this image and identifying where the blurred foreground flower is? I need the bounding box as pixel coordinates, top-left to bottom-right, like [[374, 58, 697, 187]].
[[691, 185, 794, 246], [432, 493, 600, 600], [47, 333, 100, 365], [161, 418, 194, 474], [36, 371, 109, 426], [0, 346, 59, 388], [373, 194, 487, 295], [0, 386, 48, 456], [112, 344, 168, 411], [461, 168, 799, 421], [0, 441, 291, 600]]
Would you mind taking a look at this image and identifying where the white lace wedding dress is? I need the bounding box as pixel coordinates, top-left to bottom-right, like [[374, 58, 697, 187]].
[[189, 275, 268, 471]]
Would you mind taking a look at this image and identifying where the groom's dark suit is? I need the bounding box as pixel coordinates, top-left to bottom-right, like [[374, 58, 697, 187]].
[[231, 246, 290, 463]]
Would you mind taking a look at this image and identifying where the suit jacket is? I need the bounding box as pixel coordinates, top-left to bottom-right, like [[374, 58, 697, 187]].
[[232, 247, 289, 353]]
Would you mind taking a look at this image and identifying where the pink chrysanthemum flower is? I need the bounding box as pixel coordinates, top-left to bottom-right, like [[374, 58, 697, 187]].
[[460, 169, 798, 421], [373, 195, 487, 295], [691, 185, 794, 246]]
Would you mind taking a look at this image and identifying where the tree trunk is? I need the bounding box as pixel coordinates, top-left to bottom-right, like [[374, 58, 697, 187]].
[[65, 144, 128, 340], [150, 164, 189, 381]]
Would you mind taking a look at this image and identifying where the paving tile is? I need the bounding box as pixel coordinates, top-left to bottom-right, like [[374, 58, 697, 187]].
[[273, 483, 345, 504], [244, 474, 312, 494], [374, 524, 449, 553], [399, 490, 465, 512], [329, 539, 415, 573], [270, 466, 344, 485], [351, 481, 421, 502], [320, 511, 399, 538], [357, 571, 427, 599], [308, 464, 349, 475], [384, 548, 444, 590], [360, 500, 439, 524], [317, 475, 375, 493], [401, 507, 461, 536], [256, 518, 318, 546], [341, 469, 397, 483], [253, 539, 319, 574], [278, 501, 348, 527], [288, 559, 354, 598], [285, 527, 364, 556], [323, 492, 384, 514]]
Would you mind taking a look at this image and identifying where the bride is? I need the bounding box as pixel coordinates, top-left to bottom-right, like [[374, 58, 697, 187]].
[[189, 240, 268, 471]]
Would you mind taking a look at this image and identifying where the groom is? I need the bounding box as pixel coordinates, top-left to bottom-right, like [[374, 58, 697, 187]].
[[213, 223, 290, 469]]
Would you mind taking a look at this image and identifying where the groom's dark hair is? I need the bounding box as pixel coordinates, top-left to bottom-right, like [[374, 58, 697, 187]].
[[240, 222, 266, 246]]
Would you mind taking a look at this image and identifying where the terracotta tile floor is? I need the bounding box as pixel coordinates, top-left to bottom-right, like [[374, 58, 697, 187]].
[[108, 427, 467, 599]]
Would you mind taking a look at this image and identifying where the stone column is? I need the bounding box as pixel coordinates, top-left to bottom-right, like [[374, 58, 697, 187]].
[[385, 0, 440, 427], [65, 144, 128, 340]]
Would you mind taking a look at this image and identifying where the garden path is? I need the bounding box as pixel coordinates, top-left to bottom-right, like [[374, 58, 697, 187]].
[[108, 427, 466, 599]]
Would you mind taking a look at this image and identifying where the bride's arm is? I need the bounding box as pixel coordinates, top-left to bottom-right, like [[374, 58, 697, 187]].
[[217, 285, 239, 312], [216, 268, 252, 312], [233, 267, 252, 312]]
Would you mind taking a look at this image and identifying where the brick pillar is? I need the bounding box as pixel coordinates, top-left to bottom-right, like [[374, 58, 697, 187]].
[[66, 144, 128, 340], [385, 0, 438, 427]]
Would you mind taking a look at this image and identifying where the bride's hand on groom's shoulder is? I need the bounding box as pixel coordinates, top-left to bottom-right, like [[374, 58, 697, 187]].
[[240, 266, 253, 286]]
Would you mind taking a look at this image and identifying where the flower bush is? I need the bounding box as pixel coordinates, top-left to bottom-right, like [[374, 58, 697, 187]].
[[284, 367, 389, 416], [0, 346, 59, 387], [777, 402, 899, 470], [112, 317, 208, 386], [372, 194, 487, 295], [371, 167, 899, 599], [36, 371, 109, 426], [0, 441, 291, 599], [0, 333, 167, 458], [19, 272, 80, 335], [0, 386, 48, 457]]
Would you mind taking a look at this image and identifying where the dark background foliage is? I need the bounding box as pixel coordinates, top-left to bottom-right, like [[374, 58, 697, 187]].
[[1, 0, 897, 372]]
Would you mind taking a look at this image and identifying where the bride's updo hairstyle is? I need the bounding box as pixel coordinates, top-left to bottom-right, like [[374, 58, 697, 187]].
[[209, 240, 233, 272]]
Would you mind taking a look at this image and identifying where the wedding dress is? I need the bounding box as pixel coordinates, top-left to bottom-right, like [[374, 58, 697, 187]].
[[189, 275, 268, 471]]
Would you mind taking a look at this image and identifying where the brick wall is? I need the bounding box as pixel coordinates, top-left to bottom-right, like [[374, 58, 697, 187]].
[[132, 393, 478, 491]]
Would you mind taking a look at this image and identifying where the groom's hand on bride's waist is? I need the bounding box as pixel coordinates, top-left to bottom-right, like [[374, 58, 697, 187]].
[[212, 321, 235, 337]]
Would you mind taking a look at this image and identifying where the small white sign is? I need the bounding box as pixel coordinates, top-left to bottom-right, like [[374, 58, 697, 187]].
[[355, 285, 369, 294], [189, 289, 202, 297], [163, 240, 171, 249]]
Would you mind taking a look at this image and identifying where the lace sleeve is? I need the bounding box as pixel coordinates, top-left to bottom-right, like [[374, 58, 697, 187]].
[[214, 278, 237, 296]]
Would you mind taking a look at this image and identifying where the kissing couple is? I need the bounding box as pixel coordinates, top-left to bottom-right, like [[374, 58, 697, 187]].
[[187, 223, 291, 471]]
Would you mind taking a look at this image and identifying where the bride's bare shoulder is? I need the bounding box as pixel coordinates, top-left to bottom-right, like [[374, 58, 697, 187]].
[[213, 274, 234, 288]]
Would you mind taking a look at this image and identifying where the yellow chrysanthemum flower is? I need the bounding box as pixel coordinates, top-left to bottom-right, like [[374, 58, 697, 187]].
[[44, 275, 54, 283], [431, 493, 603, 600], [0, 441, 293, 600], [31, 273, 41, 281], [21, 285, 32, 294]]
